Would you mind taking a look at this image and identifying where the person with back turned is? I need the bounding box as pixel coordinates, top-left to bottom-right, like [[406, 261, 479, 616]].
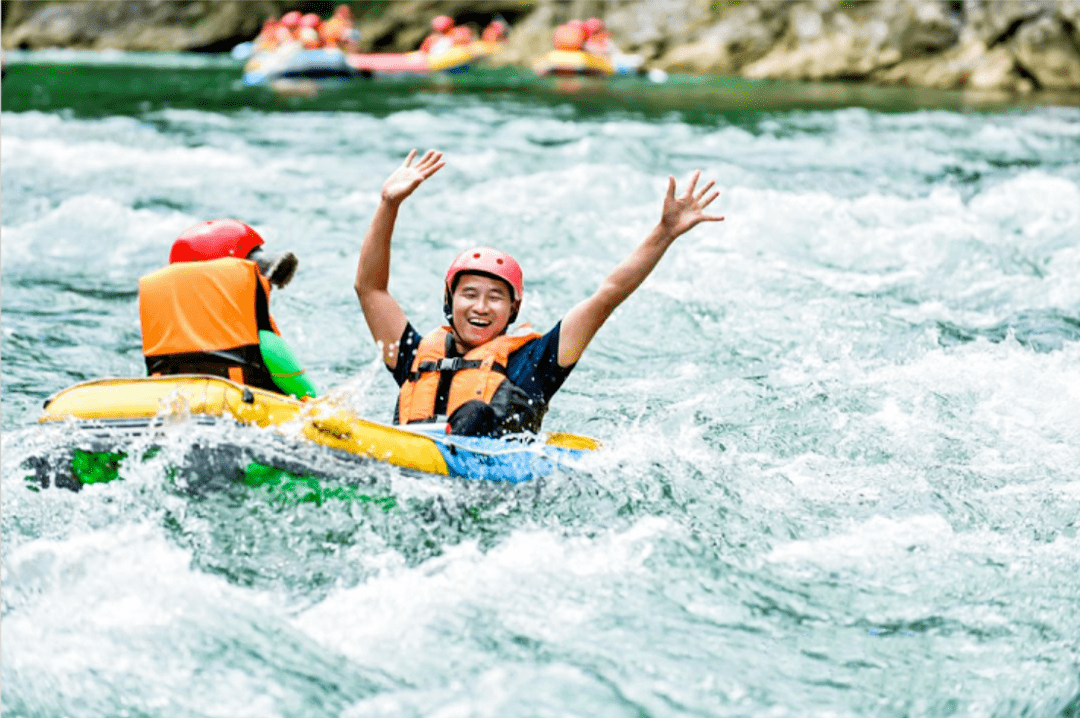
[[354, 150, 723, 438], [419, 15, 455, 55], [138, 219, 317, 399]]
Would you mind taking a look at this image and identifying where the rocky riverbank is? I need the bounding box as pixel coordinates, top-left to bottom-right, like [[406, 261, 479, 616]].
[[3, 0, 1079, 95]]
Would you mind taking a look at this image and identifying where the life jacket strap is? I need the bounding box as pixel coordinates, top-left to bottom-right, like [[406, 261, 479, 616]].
[[144, 346, 279, 394], [409, 358, 508, 381], [422, 357, 482, 372]]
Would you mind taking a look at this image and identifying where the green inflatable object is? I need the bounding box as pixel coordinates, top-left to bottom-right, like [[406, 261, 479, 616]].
[[259, 330, 317, 399]]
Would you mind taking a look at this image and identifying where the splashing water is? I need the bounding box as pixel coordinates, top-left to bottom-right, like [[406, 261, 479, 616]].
[[3, 55, 1079, 717]]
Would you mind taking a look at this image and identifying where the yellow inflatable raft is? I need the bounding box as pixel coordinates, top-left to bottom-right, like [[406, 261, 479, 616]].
[[36, 375, 599, 485], [534, 50, 616, 77]]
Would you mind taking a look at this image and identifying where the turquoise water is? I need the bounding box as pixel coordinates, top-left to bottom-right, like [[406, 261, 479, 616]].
[[3, 51, 1080, 717]]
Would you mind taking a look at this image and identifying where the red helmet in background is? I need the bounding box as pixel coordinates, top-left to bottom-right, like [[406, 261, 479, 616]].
[[300, 12, 321, 28], [553, 23, 587, 51], [448, 25, 473, 45], [585, 17, 605, 35], [481, 19, 507, 42], [170, 219, 263, 263], [281, 11, 302, 27], [333, 4, 353, 21], [431, 15, 454, 32], [444, 247, 525, 324]]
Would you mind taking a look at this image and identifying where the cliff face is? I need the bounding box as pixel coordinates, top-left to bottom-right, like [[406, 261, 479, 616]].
[[3, 0, 1079, 95], [0, 0, 281, 53]]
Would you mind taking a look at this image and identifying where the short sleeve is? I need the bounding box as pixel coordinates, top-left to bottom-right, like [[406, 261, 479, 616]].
[[390, 323, 423, 387], [505, 321, 575, 405]]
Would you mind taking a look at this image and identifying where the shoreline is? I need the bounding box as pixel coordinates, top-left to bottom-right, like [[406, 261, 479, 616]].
[[2, 0, 1079, 101], [4, 48, 1078, 113]]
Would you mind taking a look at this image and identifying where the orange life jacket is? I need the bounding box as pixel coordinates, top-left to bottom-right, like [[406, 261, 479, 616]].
[[138, 257, 281, 392], [481, 24, 505, 43], [318, 17, 340, 47], [397, 325, 542, 425], [584, 32, 612, 56]]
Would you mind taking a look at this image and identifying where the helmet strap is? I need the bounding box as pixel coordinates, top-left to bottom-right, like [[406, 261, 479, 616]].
[[443, 287, 455, 327]]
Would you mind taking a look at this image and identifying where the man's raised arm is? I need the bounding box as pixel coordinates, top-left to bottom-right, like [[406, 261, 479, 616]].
[[557, 171, 723, 367], [355, 149, 445, 368]]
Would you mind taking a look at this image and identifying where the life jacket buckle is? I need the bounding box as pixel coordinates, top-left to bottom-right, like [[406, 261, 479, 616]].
[[435, 357, 463, 371]]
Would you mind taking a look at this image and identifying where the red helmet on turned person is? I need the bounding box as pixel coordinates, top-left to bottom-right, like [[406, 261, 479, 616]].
[[170, 219, 263, 262], [431, 15, 454, 32], [169, 219, 298, 289], [444, 246, 524, 323]]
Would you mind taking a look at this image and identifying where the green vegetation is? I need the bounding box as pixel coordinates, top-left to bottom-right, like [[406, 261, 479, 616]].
[[710, 0, 740, 14]]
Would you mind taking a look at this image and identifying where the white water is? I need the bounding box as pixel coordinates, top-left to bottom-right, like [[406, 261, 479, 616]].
[[3, 62, 1079, 717]]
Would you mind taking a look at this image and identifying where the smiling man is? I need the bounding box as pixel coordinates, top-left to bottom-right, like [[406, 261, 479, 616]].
[[354, 149, 723, 437]]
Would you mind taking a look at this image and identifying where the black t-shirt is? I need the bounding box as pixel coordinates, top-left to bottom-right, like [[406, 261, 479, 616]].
[[390, 321, 576, 409]]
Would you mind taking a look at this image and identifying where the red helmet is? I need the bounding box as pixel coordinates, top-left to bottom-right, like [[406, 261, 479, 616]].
[[431, 15, 454, 33], [170, 219, 298, 288], [300, 13, 321, 28], [553, 23, 587, 51], [170, 219, 263, 263], [585, 17, 605, 35], [445, 247, 523, 299], [281, 11, 302, 27], [444, 247, 524, 324], [448, 25, 473, 45]]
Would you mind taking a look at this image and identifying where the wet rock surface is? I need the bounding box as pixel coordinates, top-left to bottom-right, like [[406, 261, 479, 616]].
[[3, 0, 1079, 94]]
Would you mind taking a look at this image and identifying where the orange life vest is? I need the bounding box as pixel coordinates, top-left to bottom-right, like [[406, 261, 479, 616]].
[[481, 24, 505, 43], [320, 16, 354, 47], [138, 257, 281, 392], [584, 32, 612, 56], [397, 325, 542, 425]]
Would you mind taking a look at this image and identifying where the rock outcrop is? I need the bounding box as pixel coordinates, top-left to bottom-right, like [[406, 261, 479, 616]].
[[3, 0, 1079, 95], [1, 0, 280, 53], [639, 0, 1080, 95]]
